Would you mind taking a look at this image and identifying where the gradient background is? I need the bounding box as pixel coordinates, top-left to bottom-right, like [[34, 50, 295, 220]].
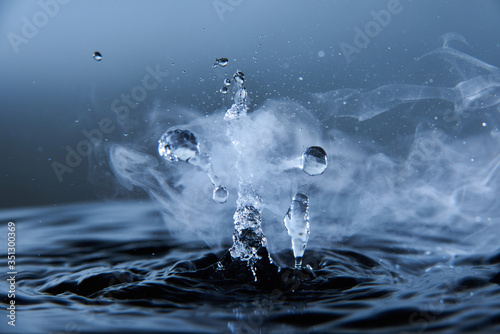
[[1, 0, 499, 208]]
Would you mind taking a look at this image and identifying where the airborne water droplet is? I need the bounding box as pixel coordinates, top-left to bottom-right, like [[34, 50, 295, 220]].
[[224, 78, 231, 86], [220, 86, 228, 94], [214, 58, 228, 68], [93, 51, 102, 61], [302, 146, 328, 176], [217, 58, 229, 67], [213, 185, 228, 203], [158, 129, 199, 162]]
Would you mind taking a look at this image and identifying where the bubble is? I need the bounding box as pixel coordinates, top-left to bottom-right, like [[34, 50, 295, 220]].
[[224, 78, 231, 86], [93, 51, 102, 61], [302, 146, 328, 176], [220, 86, 228, 94], [158, 129, 199, 162], [213, 186, 228, 203], [318, 50, 325, 57]]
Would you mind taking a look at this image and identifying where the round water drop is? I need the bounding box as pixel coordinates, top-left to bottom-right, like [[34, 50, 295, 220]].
[[302, 146, 328, 176], [213, 185, 228, 203], [482, 122, 487, 127], [318, 50, 325, 57], [224, 78, 231, 86], [220, 86, 228, 94], [158, 129, 199, 162], [93, 51, 102, 61]]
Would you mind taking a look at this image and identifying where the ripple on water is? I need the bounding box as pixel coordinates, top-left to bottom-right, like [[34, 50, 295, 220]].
[[1, 202, 500, 333]]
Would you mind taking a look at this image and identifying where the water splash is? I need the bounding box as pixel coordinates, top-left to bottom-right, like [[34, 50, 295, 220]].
[[107, 38, 500, 270], [224, 70, 247, 121], [283, 193, 310, 269], [223, 70, 270, 274], [229, 189, 267, 265]]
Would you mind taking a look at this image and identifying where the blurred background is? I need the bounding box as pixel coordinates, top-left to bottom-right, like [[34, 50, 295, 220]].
[[1, 0, 499, 208]]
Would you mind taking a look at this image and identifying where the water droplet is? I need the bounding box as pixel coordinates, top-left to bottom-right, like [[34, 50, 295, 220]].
[[224, 78, 231, 86], [318, 50, 325, 57], [233, 70, 245, 85], [93, 51, 102, 61], [213, 185, 228, 203], [217, 58, 228, 67], [283, 193, 310, 269], [123, 133, 128, 137], [220, 86, 228, 94], [158, 129, 199, 162], [302, 146, 328, 176], [214, 57, 228, 68], [298, 76, 303, 81], [482, 122, 487, 127]]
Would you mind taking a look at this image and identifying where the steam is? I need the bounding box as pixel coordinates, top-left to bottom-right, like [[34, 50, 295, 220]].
[[107, 38, 500, 256]]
